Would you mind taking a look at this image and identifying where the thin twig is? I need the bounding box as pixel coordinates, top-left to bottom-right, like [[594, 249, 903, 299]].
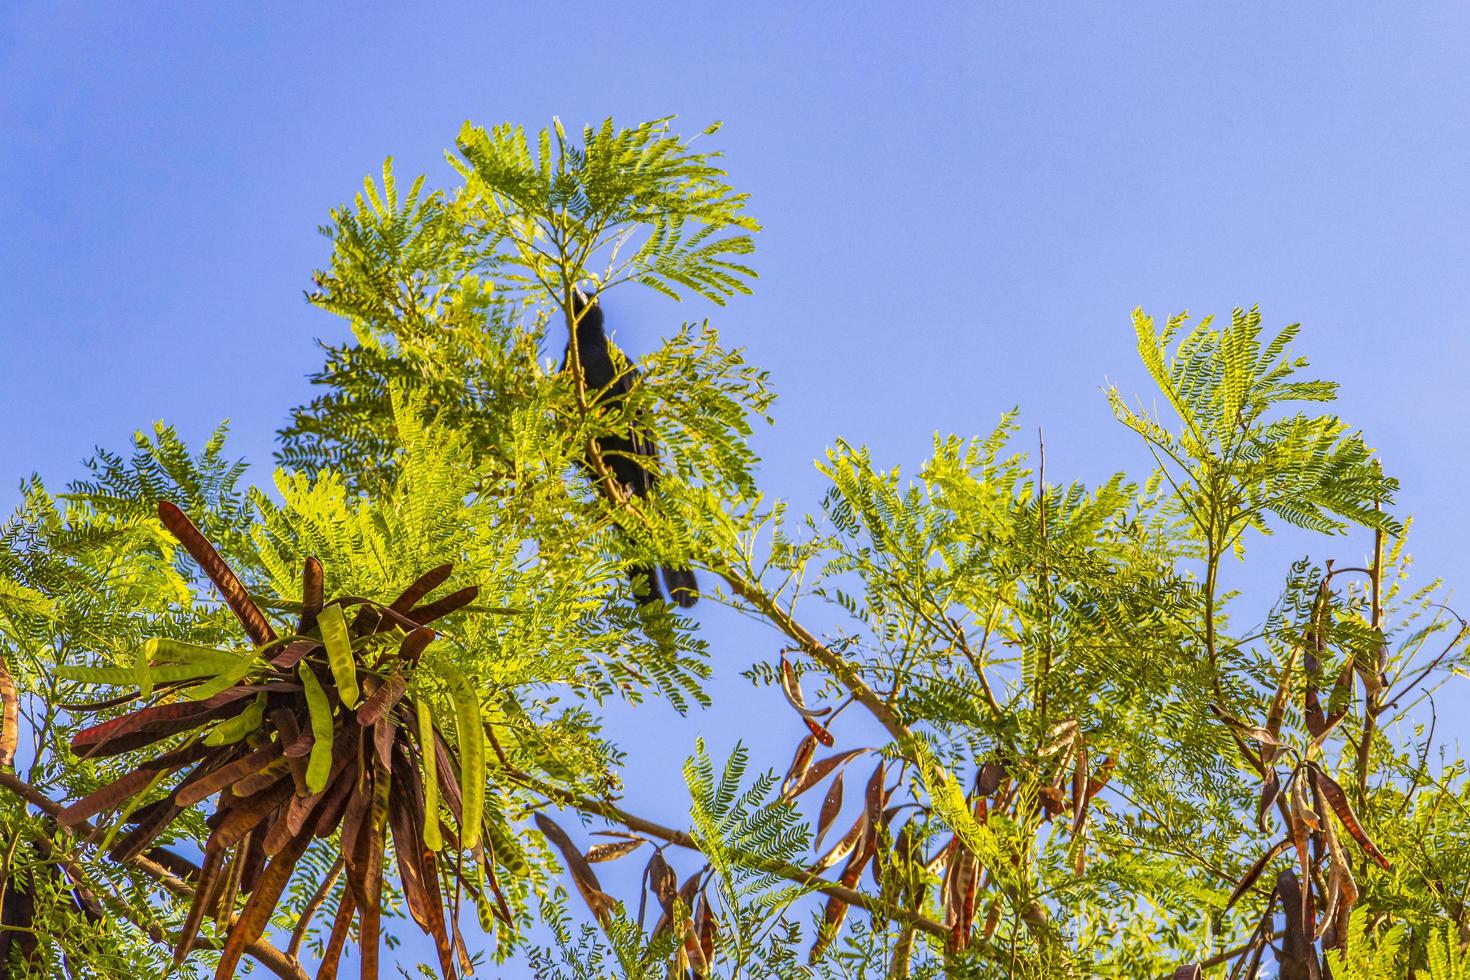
[[288, 854, 345, 960], [1356, 517, 1384, 808], [1036, 426, 1052, 738], [1198, 929, 1277, 968]]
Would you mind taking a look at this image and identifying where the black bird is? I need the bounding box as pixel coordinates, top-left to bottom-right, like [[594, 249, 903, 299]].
[[563, 290, 698, 607]]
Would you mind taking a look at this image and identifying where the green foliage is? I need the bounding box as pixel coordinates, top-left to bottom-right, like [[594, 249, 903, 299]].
[[1324, 910, 1407, 978], [1111, 306, 1398, 550], [451, 116, 758, 303], [0, 437, 248, 975], [1318, 906, 1470, 980], [684, 739, 810, 970], [4, 115, 1469, 980]]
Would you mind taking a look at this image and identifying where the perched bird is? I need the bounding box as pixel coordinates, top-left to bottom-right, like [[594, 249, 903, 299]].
[[563, 290, 698, 607]]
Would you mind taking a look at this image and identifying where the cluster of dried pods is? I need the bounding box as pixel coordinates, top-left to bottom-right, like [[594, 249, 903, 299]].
[[930, 720, 1113, 957], [534, 814, 723, 974], [1184, 573, 1393, 979], [776, 674, 1120, 961], [527, 581, 1405, 975], [54, 502, 510, 979], [526, 651, 899, 971], [791, 651, 1127, 964]]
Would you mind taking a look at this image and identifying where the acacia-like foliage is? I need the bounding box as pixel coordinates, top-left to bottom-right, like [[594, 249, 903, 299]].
[[57, 501, 500, 979], [3, 117, 1469, 980]]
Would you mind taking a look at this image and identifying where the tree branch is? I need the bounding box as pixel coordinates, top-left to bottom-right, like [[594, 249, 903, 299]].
[[511, 769, 954, 944], [0, 648, 18, 770], [0, 770, 307, 980], [719, 570, 910, 742], [1197, 929, 1277, 968], [1356, 519, 1384, 808]]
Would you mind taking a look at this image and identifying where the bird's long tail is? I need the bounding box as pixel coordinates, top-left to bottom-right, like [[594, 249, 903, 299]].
[[628, 565, 699, 608], [629, 565, 665, 605], [661, 567, 699, 608]]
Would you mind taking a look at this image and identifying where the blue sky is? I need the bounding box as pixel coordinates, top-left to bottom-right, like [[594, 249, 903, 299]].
[[4, 2, 1470, 972]]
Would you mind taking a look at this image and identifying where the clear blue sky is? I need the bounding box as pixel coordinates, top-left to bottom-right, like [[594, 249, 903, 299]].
[[4, 2, 1469, 971]]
